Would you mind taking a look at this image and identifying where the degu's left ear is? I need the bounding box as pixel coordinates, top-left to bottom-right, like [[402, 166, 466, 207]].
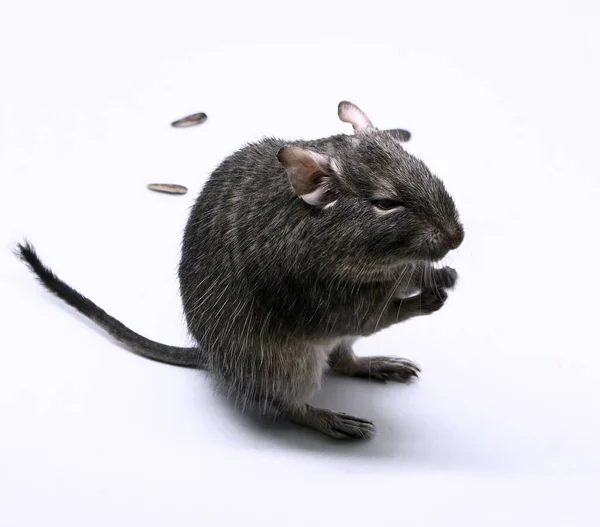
[[277, 146, 338, 208]]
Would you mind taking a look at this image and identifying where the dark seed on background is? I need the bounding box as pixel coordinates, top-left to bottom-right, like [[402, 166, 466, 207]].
[[147, 183, 188, 195], [388, 128, 411, 142], [171, 112, 207, 128]]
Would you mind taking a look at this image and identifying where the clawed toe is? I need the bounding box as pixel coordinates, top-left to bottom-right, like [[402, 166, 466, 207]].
[[356, 356, 421, 383], [329, 413, 376, 439], [289, 405, 376, 440]]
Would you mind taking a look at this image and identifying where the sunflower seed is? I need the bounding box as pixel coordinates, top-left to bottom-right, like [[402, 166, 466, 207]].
[[171, 112, 207, 128], [388, 128, 411, 141], [147, 183, 188, 195]]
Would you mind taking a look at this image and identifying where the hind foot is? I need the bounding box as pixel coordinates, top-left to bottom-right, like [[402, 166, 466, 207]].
[[348, 356, 420, 382], [288, 404, 375, 439], [329, 343, 420, 383]]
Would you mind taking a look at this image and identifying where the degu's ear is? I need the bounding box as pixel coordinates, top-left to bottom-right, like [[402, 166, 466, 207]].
[[338, 100, 374, 133], [338, 101, 412, 141], [277, 146, 338, 208]]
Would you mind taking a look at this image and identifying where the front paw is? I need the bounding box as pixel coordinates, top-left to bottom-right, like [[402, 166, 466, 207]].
[[432, 266, 458, 290], [419, 287, 448, 314]]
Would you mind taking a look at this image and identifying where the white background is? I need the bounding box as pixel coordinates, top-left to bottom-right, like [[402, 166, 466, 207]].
[[1, 0, 600, 525]]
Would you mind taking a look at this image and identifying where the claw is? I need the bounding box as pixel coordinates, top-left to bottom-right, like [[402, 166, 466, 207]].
[[355, 356, 421, 383]]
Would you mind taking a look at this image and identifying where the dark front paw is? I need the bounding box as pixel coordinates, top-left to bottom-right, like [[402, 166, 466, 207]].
[[419, 287, 448, 314], [432, 266, 459, 290]]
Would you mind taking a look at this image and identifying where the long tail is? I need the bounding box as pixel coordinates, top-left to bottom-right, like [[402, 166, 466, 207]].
[[15, 241, 201, 368]]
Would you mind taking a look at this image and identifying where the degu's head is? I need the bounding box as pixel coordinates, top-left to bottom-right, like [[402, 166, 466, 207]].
[[277, 101, 464, 270]]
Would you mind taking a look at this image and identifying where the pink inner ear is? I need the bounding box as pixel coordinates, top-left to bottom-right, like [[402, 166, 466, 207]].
[[278, 146, 330, 194], [277, 146, 339, 208], [338, 101, 373, 132]]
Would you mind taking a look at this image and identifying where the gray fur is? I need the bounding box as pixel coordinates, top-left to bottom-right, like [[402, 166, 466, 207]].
[[17, 101, 463, 440], [178, 101, 464, 438]]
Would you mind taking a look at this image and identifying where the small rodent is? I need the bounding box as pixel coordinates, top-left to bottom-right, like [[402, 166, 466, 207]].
[[17, 101, 464, 440]]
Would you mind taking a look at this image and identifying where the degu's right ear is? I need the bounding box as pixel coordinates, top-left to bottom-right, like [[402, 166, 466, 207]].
[[277, 146, 338, 208], [338, 100, 411, 142], [338, 100, 374, 133]]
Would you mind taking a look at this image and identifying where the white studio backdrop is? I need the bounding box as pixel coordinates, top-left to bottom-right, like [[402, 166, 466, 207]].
[[1, 1, 599, 526]]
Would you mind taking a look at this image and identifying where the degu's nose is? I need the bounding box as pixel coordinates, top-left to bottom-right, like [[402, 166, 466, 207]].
[[446, 223, 465, 250]]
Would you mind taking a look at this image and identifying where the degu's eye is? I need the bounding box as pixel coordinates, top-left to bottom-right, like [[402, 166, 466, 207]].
[[371, 199, 404, 211]]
